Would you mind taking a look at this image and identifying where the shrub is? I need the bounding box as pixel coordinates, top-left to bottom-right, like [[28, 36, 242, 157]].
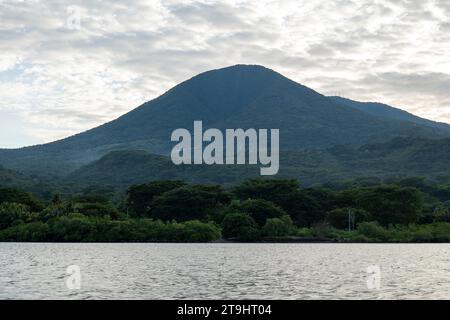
[[357, 221, 388, 241], [0, 222, 49, 241], [296, 227, 314, 237], [350, 234, 370, 243], [262, 215, 295, 237], [311, 223, 338, 238], [411, 227, 434, 242], [48, 214, 96, 242], [430, 223, 450, 242], [221, 212, 260, 241], [173, 220, 221, 242]]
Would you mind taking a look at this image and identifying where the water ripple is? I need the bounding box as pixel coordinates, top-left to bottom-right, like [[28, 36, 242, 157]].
[[0, 243, 449, 299]]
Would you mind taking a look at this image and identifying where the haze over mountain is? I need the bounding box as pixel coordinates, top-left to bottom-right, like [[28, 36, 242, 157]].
[[0, 64, 449, 178]]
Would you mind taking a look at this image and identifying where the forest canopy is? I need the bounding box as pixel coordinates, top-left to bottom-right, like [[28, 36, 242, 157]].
[[1, 177, 450, 243]]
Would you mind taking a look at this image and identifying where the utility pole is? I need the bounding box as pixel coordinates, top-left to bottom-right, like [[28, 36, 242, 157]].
[[348, 208, 355, 232]]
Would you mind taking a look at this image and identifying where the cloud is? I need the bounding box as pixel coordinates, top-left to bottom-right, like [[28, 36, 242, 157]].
[[0, 0, 449, 147]]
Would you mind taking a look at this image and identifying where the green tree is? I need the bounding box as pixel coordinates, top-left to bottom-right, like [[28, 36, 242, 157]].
[[48, 214, 95, 242], [230, 199, 286, 226], [233, 179, 327, 227], [171, 220, 221, 242], [221, 212, 259, 241], [262, 215, 295, 237], [284, 190, 323, 227], [303, 188, 336, 213], [51, 193, 62, 205], [332, 188, 360, 209], [357, 221, 388, 241], [126, 180, 186, 217], [151, 185, 231, 222], [0, 202, 30, 229], [0, 222, 49, 241], [357, 186, 423, 226], [0, 187, 44, 212], [39, 202, 73, 222], [102, 220, 137, 242], [73, 202, 121, 219], [326, 207, 370, 229], [233, 179, 300, 206]]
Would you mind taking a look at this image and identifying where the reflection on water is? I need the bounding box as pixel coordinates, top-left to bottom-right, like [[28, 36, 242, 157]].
[[0, 243, 449, 299]]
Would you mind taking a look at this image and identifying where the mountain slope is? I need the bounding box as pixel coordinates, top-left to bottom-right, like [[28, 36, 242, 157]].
[[0, 165, 59, 198], [1, 64, 449, 175], [330, 96, 450, 133], [66, 150, 260, 186], [66, 137, 450, 187]]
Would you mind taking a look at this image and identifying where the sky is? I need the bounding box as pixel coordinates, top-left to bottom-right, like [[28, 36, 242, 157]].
[[1, 0, 450, 148]]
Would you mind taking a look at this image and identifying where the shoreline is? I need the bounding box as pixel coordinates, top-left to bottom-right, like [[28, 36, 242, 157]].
[[2, 238, 450, 244]]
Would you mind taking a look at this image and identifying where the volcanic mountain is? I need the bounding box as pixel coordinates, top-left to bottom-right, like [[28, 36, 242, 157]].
[[0, 64, 449, 177]]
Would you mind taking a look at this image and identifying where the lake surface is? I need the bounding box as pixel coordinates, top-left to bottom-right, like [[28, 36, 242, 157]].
[[1, 243, 449, 299]]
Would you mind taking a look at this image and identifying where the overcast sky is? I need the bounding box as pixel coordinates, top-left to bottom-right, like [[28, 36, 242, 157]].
[[1, 0, 450, 148]]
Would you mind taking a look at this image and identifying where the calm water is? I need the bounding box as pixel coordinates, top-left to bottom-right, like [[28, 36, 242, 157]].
[[0, 243, 449, 299]]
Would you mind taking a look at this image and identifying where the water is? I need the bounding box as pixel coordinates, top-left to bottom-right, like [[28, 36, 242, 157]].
[[0, 243, 449, 299]]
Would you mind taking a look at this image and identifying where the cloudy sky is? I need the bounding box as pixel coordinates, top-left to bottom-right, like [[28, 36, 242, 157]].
[[1, 0, 450, 148]]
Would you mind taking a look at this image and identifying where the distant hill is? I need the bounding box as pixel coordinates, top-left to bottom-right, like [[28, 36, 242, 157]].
[[65, 137, 450, 187], [66, 150, 260, 187], [1, 64, 449, 176], [0, 165, 57, 198], [330, 96, 450, 133]]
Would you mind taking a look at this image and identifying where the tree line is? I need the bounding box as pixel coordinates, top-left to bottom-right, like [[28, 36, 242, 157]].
[[1, 177, 450, 242]]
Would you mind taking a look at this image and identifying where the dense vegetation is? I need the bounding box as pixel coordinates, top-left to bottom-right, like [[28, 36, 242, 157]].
[[3, 135, 446, 193], [1, 176, 450, 242]]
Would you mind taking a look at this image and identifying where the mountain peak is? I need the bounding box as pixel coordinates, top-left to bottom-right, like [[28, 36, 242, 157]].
[[182, 64, 285, 86], [202, 64, 276, 74], [2, 65, 450, 177]]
